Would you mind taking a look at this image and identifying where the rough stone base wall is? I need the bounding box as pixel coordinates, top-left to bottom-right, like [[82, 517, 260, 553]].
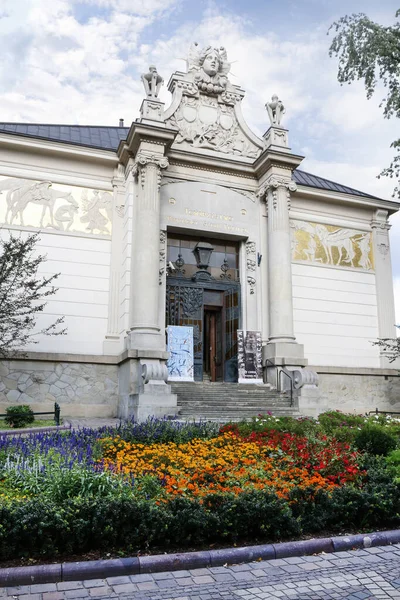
[[314, 371, 400, 415], [0, 360, 118, 418]]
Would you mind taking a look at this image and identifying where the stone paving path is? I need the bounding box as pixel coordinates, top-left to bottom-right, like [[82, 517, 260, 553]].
[[3, 544, 400, 599]]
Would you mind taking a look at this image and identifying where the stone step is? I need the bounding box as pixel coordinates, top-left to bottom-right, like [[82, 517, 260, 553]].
[[171, 382, 297, 421]]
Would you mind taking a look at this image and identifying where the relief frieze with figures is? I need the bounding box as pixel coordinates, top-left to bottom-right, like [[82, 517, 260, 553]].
[[0, 176, 113, 237], [291, 220, 374, 271]]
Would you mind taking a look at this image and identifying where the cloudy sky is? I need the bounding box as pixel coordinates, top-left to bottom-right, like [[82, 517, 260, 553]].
[[1, 0, 400, 321]]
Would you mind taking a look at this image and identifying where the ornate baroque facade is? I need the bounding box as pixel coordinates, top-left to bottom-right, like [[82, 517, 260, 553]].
[[0, 44, 399, 419]]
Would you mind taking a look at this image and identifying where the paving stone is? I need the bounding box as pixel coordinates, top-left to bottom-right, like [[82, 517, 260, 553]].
[[137, 581, 158, 591], [283, 556, 305, 565], [156, 578, 179, 589], [172, 570, 192, 579], [64, 591, 90, 599], [105, 575, 131, 585], [42, 593, 65, 600], [230, 564, 253, 572], [82, 580, 105, 589], [88, 587, 111, 597], [153, 571, 176, 580], [177, 577, 195, 586], [111, 582, 138, 594], [30, 583, 58, 593], [280, 565, 304, 573], [57, 582, 84, 591]]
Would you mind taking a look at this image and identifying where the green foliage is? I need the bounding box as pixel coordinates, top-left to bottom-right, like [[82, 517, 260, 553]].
[[372, 329, 400, 362], [112, 417, 220, 445], [354, 424, 397, 456], [329, 10, 400, 198], [1, 455, 134, 502], [0, 491, 301, 560], [0, 233, 66, 358], [290, 456, 400, 532], [5, 405, 34, 428], [231, 414, 320, 436], [318, 410, 365, 434]]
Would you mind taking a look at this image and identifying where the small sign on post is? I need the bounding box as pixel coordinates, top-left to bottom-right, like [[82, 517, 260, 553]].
[[237, 330, 263, 384]]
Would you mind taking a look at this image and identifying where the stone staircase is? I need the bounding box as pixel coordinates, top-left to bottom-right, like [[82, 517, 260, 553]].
[[171, 382, 298, 422]]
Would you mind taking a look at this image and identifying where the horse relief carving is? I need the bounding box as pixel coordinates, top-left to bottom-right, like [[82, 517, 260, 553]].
[[291, 220, 373, 270], [0, 177, 112, 237]]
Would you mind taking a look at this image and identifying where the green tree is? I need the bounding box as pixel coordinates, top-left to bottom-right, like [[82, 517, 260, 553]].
[[372, 328, 400, 362], [329, 10, 400, 196], [0, 232, 66, 358]]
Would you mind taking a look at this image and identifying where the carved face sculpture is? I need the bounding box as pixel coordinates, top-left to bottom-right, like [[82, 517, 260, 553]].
[[202, 50, 220, 77]]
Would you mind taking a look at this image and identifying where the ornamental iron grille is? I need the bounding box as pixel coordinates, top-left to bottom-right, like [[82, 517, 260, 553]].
[[165, 236, 241, 382]]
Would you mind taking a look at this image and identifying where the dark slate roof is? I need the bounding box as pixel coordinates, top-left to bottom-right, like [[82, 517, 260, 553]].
[[0, 123, 384, 201], [292, 169, 381, 200], [0, 123, 130, 151]]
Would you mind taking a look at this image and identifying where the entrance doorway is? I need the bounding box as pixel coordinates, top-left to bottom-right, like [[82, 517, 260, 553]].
[[203, 307, 223, 382], [165, 233, 241, 382]]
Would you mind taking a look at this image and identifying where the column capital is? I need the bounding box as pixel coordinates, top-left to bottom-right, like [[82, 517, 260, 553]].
[[371, 208, 391, 231], [133, 152, 169, 189], [258, 175, 297, 202]]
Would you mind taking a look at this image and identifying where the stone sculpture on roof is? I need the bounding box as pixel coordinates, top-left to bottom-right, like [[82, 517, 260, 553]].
[[141, 65, 163, 98], [187, 43, 230, 94], [266, 94, 285, 126]]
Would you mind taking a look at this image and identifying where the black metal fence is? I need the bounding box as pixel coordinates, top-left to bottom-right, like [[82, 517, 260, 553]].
[[0, 402, 61, 426]]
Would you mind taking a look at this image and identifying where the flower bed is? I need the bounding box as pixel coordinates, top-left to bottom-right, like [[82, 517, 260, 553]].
[[0, 412, 399, 561], [100, 429, 361, 500]]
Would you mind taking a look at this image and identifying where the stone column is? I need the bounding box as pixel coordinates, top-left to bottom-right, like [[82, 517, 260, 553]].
[[261, 175, 305, 364], [128, 151, 168, 351], [371, 209, 399, 367], [103, 164, 125, 355]]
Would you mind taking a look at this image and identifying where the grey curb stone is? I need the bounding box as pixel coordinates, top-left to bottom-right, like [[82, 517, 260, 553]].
[[274, 538, 333, 558], [210, 545, 275, 566], [62, 558, 139, 582], [2, 529, 400, 587], [0, 564, 62, 586], [139, 553, 210, 573]]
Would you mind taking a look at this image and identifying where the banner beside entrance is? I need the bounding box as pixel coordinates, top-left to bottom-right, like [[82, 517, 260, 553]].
[[237, 330, 263, 384], [167, 325, 194, 381]]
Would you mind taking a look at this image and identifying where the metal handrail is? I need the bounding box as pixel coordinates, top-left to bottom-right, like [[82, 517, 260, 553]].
[[368, 407, 400, 416], [265, 359, 293, 407]]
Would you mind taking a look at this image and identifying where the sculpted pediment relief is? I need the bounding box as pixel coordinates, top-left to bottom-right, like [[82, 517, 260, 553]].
[[164, 44, 264, 161]]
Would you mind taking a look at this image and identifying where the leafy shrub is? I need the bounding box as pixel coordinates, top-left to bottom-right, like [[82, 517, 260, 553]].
[[225, 414, 319, 437], [290, 457, 400, 532], [329, 426, 359, 444], [318, 410, 365, 435], [354, 425, 397, 456], [5, 405, 34, 428]]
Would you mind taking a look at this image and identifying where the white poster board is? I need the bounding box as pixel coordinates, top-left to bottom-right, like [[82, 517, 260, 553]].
[[167, 326, 194, 381]]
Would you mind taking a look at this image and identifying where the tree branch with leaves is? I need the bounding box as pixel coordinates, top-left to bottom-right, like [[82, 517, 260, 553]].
[[329, 10, 400, 197], [0, 232, 66, 358]]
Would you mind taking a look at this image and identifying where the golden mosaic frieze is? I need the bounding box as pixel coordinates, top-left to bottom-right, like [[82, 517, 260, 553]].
[[291, 220, 374, 270]]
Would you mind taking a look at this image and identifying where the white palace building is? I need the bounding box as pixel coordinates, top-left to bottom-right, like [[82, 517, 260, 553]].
[[0, 45, 399, 420]]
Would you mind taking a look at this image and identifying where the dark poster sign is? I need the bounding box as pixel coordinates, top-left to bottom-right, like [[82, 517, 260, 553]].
[[237, 330, 263, 383]]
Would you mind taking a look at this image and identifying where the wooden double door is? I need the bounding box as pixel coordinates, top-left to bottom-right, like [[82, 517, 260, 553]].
[[203, 307, 223, 382], [166, 279, 240, 382]]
